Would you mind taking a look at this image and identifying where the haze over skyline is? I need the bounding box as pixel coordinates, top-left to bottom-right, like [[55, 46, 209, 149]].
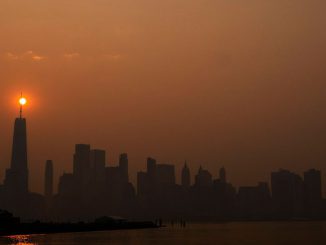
[[1, 0, 326, 194]]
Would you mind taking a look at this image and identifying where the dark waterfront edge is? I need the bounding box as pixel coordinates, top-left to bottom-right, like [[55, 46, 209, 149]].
[[0, 221, 159, 237]]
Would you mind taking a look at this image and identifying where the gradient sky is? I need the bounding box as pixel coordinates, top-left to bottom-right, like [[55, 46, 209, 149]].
[[1, 0, 326, 194]]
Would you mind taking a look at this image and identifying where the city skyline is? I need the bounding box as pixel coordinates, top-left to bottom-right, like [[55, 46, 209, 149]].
[[2, 1, 326, 197], [1, 97, 326, 197], [2, 1, 326, 244], [0, 106, 325, 222]]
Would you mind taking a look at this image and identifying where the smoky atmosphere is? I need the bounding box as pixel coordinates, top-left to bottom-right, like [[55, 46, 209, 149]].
[[1, 0, 326, 196]]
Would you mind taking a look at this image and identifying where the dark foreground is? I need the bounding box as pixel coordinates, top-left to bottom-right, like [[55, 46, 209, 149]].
[[0, 221, 158, 237], [1, 222, 326, 245]]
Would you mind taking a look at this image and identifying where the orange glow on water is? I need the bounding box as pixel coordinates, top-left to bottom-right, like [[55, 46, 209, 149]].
[[5, 234, 35, 244]]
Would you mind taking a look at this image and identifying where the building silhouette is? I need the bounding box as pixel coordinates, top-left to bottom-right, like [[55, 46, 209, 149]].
[[44, 160, 54, 219], [195, 166, 212, 187], [4, 117, 28, 194], [219, 167, 226, 183], [212, 167, 236, 219], [236, 182, 271, 219], [1, 109, 326, 222], [44, 160, 53, 201], [303, 169, 322, 218], [0, 110, 44, 220], [271, 169, 304, 218], [54, 146, 136, 221], [73, 144, 91, 188], [90, 149, 106, 184], [136, 158, 180, 219], [119, 153, 129, 183], [181, 162, 191, 188]]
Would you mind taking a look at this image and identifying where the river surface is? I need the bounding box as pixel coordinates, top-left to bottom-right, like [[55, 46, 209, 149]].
[[1, 222, 326, 244]]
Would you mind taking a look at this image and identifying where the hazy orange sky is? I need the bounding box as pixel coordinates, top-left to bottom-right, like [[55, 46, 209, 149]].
[[1, 1, 326, 194]]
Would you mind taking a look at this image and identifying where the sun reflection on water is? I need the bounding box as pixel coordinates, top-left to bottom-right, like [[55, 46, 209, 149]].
[[5, 235, 36, 245]]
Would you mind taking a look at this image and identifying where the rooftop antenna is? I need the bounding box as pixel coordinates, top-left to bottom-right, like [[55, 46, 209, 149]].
[[20, 92, 23, 118], [19, 92, 26, 118]]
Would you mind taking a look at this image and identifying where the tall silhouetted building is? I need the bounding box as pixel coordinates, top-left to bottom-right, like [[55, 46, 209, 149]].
[[304, 169, 322, 202], [58, 173, 75, 197], [147, 157, 157, 182], [195, 166, 212, 187], [73, 144, 91, 186], [156, 164, 175, 186], [137, 171, 148, 198], [181, 162, 191, 188], [119, 153, 129, 183], [90, 149, 106, 184], [44, 160, 53, 200], [237, 182, 271, 219], [271, 169, 304, 218], [0, 108, 45, 220], [138, 158, 176, 188], [3, 108, 326, 222], [303, 169, 322, 217], [4, 117, 28, 194], [220, 167, 226, 183]]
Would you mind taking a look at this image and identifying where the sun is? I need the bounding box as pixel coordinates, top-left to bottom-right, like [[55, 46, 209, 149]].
[[19, 97, 27, 106]]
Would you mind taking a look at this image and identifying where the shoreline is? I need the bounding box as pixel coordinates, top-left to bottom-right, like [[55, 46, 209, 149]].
[[0, 221, 159, 237]]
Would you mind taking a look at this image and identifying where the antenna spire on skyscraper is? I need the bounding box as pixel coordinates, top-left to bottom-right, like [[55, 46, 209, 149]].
[[19, 92, 27, 118]]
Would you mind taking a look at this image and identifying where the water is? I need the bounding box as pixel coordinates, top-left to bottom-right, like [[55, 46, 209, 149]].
[[1, 222, 326, 245]]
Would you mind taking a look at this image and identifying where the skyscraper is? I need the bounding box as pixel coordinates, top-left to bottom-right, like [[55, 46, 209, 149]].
[[4, 116, 28, 194], [195, 166, 213, 187], [44, 160, 53, 200], [147, 157, 156, 180], [156, 164, 175, 186], [90, 149, 106, 184], [220, 167, 226, 183], [303, 169, 322, 202], [73, 144, 91, 186], [181, 162, 191, 188], [303, 169, 322, 216], [271, 169, 304, 218], [119, 153, 129, 183]]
